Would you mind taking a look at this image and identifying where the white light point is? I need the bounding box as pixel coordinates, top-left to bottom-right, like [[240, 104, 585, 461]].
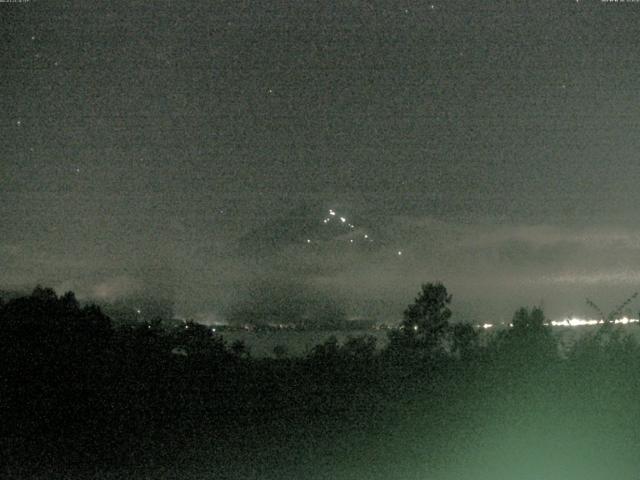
[[329, 210, 336, 216], [340, 217, 346, 223], [397, 250, 403, 256], [306, 239, 311, 244], [364, 234, 368, 239]]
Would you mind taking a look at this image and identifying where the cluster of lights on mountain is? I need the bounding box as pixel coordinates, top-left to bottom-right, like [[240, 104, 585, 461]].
[[306, 209, 403, 257]]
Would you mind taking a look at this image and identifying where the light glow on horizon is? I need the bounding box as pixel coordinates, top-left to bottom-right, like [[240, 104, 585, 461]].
[[551, 316, 639, 327], [477, 317, 640, 329]]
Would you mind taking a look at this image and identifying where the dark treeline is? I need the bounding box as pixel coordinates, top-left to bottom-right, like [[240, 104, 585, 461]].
[[2, 284, 640, 479]]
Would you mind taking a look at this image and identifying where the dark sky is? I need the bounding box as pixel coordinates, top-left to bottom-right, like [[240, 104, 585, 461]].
[[3, 0, 640, 323]]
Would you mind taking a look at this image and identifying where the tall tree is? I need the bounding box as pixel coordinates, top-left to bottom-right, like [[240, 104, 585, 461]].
[[492, 306, 557, 366], [390, 282, 452, 357]]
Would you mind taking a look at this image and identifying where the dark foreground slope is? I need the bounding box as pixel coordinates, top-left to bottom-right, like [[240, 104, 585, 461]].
[[3, 289, 640, 479]]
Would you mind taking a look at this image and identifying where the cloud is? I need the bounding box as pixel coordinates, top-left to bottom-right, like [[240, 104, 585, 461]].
[[299, 217, 640, 320], [5, 203, 640, 323], [91, 276, 144, 300]]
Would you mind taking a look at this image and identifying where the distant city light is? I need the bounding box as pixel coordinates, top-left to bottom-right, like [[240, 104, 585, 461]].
[[475, 317, 640, 330], [551, 317, 639, 327]]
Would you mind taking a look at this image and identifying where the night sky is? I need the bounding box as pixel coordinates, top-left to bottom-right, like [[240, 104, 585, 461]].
[[3, 1, 640, 324]]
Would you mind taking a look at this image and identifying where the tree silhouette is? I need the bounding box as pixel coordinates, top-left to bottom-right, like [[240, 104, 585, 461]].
[[492, 306, 557, 366], [450, 322, 479, 361], [0, 286, 112, 355], [273, 344, 288, 359], [60, 290, 80, 310], [309, 335, 341, 360], [342, 335, 377, 360], [174, 320, 226, 358], [389, 282, 452, 358], [512, 306, 546, 332], [231, 339, 249, 358]]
